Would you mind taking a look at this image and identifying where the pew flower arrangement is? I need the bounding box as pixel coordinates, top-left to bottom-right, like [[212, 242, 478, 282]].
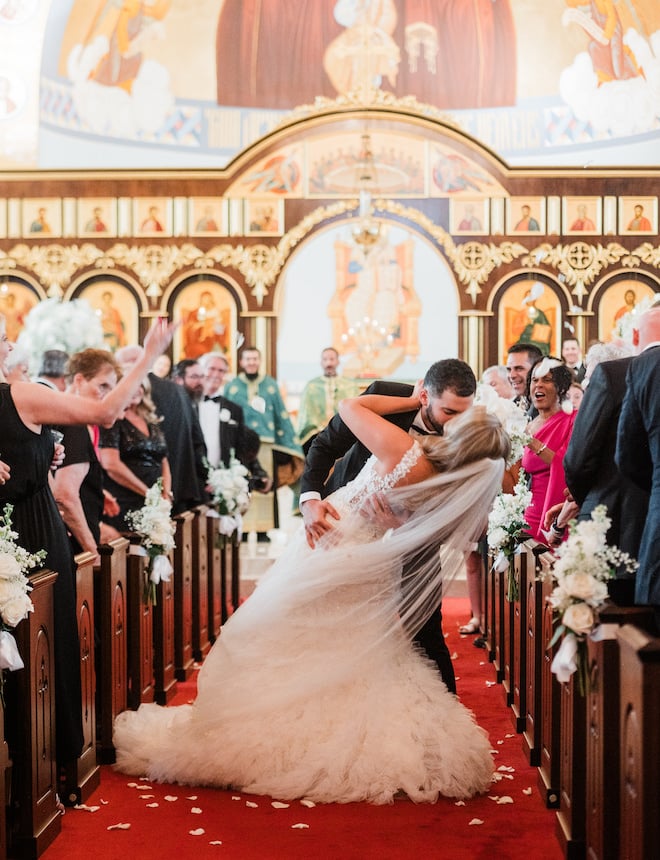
[[125, 479, 176, 605], [475, 384, 531, 467], [487, 469, 532, 601], [0, 504, 45, 698], [544, 505, 638, 695], [205, 456, 251, 546]]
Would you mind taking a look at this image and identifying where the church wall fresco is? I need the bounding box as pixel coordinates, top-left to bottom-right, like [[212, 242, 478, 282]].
[[2, 1, 660, 170]]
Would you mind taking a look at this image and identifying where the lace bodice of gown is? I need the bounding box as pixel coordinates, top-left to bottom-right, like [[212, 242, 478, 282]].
[[327, 441, 423, 539]]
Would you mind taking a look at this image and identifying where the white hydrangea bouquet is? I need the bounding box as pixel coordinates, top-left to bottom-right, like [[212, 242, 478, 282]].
[[475, 383, 531, 466], [125, 479, 176, 605], [487, 469, 532, 601], [0, 504, 45, 693], [205, 455, 251, 545], [544, 505, 638, 695], [16, 297, 105, 374]]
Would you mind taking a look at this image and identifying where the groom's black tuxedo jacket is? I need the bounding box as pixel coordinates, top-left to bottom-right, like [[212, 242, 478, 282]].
[[301, 380, 417, 498]]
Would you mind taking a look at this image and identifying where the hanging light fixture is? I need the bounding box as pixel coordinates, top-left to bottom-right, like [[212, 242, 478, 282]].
[[351, 132, 381, 251]]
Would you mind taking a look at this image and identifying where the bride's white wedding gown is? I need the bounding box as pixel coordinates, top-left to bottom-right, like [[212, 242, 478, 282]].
[[113, 442, 495, 804]]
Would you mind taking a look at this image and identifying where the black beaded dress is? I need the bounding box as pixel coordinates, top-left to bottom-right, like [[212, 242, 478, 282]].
[[0, 383, 83, 763], [99, 417, 168, 530]]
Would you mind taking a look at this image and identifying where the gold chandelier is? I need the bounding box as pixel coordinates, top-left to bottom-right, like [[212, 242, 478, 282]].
[[351, 132, 381, 250]]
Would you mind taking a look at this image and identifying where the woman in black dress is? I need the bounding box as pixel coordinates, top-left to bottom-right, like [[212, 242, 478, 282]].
[[99, 376, 172, 530], [51, 349, 122, 562], [0, 318, 174, 769]]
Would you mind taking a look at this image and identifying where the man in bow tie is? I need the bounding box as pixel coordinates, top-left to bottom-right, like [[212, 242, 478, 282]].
[[197, 352, 270, 492], [300, 358, 477, 692]]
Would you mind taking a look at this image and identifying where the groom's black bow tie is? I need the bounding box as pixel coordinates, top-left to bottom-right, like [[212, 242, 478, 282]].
[[204, 395, 222, 403], [411, 424, 431, 436]]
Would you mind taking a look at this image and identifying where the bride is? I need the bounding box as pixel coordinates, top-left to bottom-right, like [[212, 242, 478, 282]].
[[114, 389, 510, 804]]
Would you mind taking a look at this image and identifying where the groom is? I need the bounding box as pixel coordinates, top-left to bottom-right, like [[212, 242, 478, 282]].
[[300, 359, 477, 693]]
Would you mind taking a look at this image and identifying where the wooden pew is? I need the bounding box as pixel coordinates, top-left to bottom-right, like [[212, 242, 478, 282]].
[[230, 532, 241, 613], [5, 569, 61, 858], [191, 507, 211, 663], [509, 546, 530, 728], [617, 622, 660, 860], [555, 652, 587, 858], [0, 691, 8, 859], [523, 544, 551, 766], [479, 542, 495, 660], [537, 551, 561, 809], [61, 551, 101, 801], [173, 511, 194, 682], [206, 514, 225, 642], [489, 552, 505, 682], [584, 604, 655, 860], [94, 540, 129, 765], [152, 547, 177, 705], [125, 535, 155, 709]]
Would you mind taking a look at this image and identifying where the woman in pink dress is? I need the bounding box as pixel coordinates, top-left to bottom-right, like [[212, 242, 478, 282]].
[[521, 359, 575, 543]]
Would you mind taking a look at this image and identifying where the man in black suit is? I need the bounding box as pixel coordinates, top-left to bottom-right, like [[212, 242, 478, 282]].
[[300, 359, 477, 694], [561, 337, 587, 383], [563, 356, 648, 602], [198, 352, 270, 490], [615, 303, 660, 623]]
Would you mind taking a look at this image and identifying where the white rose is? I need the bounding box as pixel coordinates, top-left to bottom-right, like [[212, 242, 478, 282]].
[[488, 527, 507, 550], [562, 602, 594, 636], [219, 408, 231, 423], [0, 553, 22, 580], [563, 572, 598, 601], [0, 593, 33, 627]]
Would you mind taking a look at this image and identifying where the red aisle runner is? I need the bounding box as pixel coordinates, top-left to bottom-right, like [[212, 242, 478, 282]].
[[42, 598, 562, 860]]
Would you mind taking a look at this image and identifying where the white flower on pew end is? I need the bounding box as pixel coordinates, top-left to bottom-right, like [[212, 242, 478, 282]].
[[544, 505, 638, 695], [487, 470, 531, 601], [475, 384, 531, 467], [205, 455, 251, 545], [125, 479, 176, 605], [0, 504, 45, 677], [205, 456, 251, 518]]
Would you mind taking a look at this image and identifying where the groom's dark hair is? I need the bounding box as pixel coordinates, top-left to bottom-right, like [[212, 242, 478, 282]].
[[424, 359, 476, 398]]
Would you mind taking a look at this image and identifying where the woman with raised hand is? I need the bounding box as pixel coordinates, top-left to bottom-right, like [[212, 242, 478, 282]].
[[0, 317, 174, 773], [114, 389, 510, 805]]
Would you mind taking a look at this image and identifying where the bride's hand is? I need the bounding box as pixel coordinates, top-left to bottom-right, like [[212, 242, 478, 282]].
[[359, 492, 409, 529], [301, 498, 341, 549]]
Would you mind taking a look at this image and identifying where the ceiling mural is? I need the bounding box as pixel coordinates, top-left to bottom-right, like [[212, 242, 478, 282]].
[[1, 0, 660, 171]]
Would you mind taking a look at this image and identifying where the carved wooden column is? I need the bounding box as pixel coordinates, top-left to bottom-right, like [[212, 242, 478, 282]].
[[191, 507, 211, 663], [61, 551, 101, 801], [173, 510, 194, 681], [94, 539, 128, 765], [153, 547, 177, 705], [617, 623, 660, 860], [126, 536, 154, 709], [537, 552, 561, 809], [6, 569, 61, 858]]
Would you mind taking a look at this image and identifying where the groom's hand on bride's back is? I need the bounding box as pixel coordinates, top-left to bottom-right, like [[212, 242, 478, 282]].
[[301, 498, 341, 549]]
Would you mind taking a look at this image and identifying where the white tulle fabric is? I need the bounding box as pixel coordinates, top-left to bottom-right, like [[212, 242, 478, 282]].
[[114, 443, 503, 804]]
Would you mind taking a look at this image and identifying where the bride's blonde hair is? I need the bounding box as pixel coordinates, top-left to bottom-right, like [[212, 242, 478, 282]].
[[418, 406, 510, 472]]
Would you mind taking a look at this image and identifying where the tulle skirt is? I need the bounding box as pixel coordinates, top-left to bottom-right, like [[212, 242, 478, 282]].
[[114, 526, 494, 804]]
